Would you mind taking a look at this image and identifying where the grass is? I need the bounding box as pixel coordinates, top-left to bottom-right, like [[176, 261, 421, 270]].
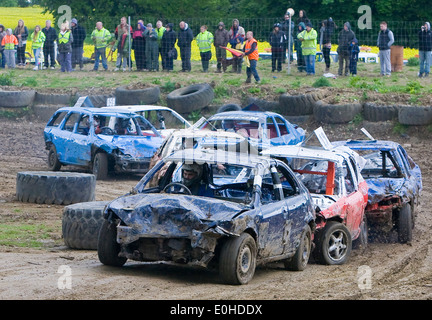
[[0, 223, 57, 248]]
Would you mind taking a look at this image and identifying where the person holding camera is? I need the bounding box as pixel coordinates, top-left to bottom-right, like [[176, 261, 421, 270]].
[[418, 22, 431, 78]]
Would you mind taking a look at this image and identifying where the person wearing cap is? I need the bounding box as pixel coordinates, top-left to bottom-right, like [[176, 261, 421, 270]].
[[161, 23, 177, 72], [143, 23, 159, 71], [214, 21, 229, 73], [1, 28, 18, 69], [418, 22, 431, 78], [269, 23, 287, 72], [71, 18, 86, 71], [196, 25, 214, 73], [297, 22, 317, 75], [337, 22, 355, 76], [181, 163, 213, 196]]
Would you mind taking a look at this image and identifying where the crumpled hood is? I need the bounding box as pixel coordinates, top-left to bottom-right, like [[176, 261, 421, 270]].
[[98, 135, 163, 158], [108, 193, 248, 237], [366, 178, 409, 204]]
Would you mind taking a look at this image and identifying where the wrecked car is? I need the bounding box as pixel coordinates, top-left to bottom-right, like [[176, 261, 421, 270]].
[[97, 149, 316, 285], [263, 128, 369, 265], [333, 137, 422, 243], [44, 107, 164, 179], [102, 105, 192, 138], [200, 111, 306, 151]]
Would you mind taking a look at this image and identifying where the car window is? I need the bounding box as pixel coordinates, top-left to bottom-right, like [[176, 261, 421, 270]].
[[397, 146, 412, 175], [77, 114, 91, 136], [63, 113, 80, 132], [139, 110, 188, 130], [208, 119, 262, 139], [360, 151, 401, 178], [275, 164, 300, 197], [48, 111, 67, 127]]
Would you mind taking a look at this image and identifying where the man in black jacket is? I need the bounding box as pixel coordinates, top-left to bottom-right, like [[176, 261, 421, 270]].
[[161, 23, 177, 71], [42, 20, 57, 69], [269, 23, 286, 72], [71, 18, 86, 71], [178, 21, 193, 72], [337, 22, 355, 76], [418, 22, 431, 77]]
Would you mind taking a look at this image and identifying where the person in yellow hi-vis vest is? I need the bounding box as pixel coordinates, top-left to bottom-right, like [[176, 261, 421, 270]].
[[297, 22, 317, 75], [30, 25, 45, 70], [57, 21, 74, 72], [91, 21, 112, 71], [196, 25, 214, 72]]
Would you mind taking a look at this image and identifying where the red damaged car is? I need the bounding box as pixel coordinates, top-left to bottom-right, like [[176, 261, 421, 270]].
[[263, 128, 368, 265]]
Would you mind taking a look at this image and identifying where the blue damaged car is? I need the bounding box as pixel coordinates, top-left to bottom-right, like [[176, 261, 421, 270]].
[[97, 149, 315, 285], [44, 107, 164, 180], [333, 138, 422, 243], [200, 111, 306, 151]]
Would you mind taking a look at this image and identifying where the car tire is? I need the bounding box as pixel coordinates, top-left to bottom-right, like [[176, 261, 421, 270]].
[[313, 100, 362, 124], [0, 90, 36, 108], [92, 152, 109, 180], [16, 171, 96, 205], [97, 220, 127, 267], [47, 145, 62, 171], [284, 225, 312, 271], [363, 103, 399, 122], [62, 201, 110, 250], [352, 215, 368, 249], [279, 93, 320, 115], [313, 221, 352, 265], [397, 203, 413, 243], [219, 233, 257, 285], [217, 103, 242, 113], [398, 105, 432, 126], [166, 83, 214, 114], [115, 85, 160, 105]]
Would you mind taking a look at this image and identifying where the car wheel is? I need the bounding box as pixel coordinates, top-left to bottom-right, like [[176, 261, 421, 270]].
[[219, 233, 257, 285], [313, 221, 352, 265], [92, 152, 108, 180], [97, 220, 127, 267], [353, 215, 368, 249], [284, 225, 312, 271], [397, 203, 413, 243], [47, 145, 61, 171]]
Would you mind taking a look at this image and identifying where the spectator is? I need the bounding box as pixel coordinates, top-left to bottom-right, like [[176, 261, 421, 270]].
[[115, 17, 132, 40], [349, 38, 359, 76], [297, 22, 317, 75], [228, 19, 245, 73], [1, 28, 18, 69], [30, 25, 45, 71], [337, 22, 355, 76], [280, 12, 294, 63], [294, 22, 306, 72], [14, 19, 28, 66], [377, 21, 394, 77], [155, 20, 166, 71], [296, 10, 310, 26], [57, 21, 73, 73], [0, 24, 5, 69], [243, 31, 260, 84], [214, 21, 229, 73], [42, 20, 57, 69], [269, 23, 286, 72], [113, 25, 131, 71], [320, 18, 336, 73], [161, 22, 177, 72], [418, 22, 431, 78], [133, 19, 146, 71], [91, 21, 111, 71], [143, 23, 159, 71], [71, 18, 86, 71], [178, 21, 193, 72], [196, 25, 214, 73]]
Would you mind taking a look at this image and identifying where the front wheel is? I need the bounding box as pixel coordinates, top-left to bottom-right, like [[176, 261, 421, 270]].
[[313, 221, 352, 265], [219, 233, 257, 285], [97, 220, 127, 267], [284, 225, 312, 271], [398, 203, 413, 243], [48, 145, 61, 171], [92, 152, 109, 180]]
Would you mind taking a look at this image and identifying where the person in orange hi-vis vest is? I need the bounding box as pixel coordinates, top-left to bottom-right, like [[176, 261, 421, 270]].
[[1, 28, 18, 69], [242, 31, 260, 84]]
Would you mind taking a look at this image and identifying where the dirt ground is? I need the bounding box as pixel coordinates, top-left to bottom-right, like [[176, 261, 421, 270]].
[[0, 115, 431, 301]]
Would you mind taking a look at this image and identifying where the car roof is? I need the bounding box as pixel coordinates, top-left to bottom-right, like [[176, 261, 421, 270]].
[[263, 145, 357, 165], [55, 106, 139, 117], [166, 148, 272, 167], [333, 139, 401, 151], [102, 105, 175, 112], [208, 111, 285, 122]]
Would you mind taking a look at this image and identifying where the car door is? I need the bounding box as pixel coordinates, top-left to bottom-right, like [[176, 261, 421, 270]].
[[61, 112, 89, 165], [53, 111, 76, 164], [67, 113, 92, 165]]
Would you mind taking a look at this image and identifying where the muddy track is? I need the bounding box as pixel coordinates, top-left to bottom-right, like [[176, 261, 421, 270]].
[[0, 117, 431, 300]]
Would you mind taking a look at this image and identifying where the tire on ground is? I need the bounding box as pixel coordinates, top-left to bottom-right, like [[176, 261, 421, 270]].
[[62, 201, 110, 250], [166, 83, 214, 114], [363, 103, 399, 122], [313, 100, 362, 124], [279, 93, 320, 115], [0, 90, 36, 108], [217, 103, 242, 113], [115, 85, 160, 105], [398, 105, 432, 126], [16, 171, 96, 205]]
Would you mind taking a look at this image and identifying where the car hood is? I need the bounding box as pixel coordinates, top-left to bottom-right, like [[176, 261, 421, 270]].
[[107, 193, 248, 237], [97, 135, 164, 158], [366, 178, 410, 204]]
